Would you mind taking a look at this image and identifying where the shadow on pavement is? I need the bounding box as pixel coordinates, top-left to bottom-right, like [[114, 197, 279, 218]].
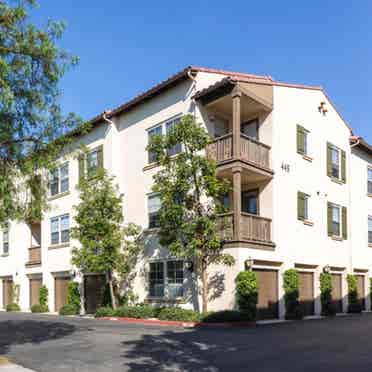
[[0, 320, 76, 354]]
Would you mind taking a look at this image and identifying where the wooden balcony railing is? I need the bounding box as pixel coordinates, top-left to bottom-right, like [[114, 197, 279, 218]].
[[206, 133, 233, 162], [217, 212, 272, 244], [26, 246, 41, 266], [240, 134, 270, 169], [206, 133, 271, 170]]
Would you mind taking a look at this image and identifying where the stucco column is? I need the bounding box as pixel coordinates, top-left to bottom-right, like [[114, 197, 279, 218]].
[[232, 166, 242, 241], [232, 88, 242, 159]]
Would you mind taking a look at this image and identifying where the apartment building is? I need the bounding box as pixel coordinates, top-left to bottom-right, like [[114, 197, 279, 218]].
[[0, 66, 371, 319]]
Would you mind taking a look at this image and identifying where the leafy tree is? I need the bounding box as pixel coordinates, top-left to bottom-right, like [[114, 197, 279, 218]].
[[71, 170, 142, 309], [0, 0, 82, 224], [147, 114, 234, 313]]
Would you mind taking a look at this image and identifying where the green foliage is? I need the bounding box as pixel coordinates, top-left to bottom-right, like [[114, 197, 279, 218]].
[[115, 304, 156, 319], [320, 272, 335, 316], [347, 274, 362, 313], [283, 269, 303, 320], [157, 307, 200, 322], [59, 303, 79, 316], [39, 285, 48, 308], [31, 304, 48, 313], [235, 271, 258, 320], [71, 170, 142, 308], [6, 303, 20, 312], [94, 306, 116, 318], [11, 283, 20, 305], [0, 0, 82, 224], [147, 114, 234, 312], [66, 282, 81, 314]]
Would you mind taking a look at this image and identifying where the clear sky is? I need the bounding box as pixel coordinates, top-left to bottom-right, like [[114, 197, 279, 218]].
[[30, 1, 372, 142]]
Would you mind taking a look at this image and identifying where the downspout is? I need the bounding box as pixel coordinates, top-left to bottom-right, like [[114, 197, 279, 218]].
[[187, 69, 197, 118], [102, 110, 114, 126]]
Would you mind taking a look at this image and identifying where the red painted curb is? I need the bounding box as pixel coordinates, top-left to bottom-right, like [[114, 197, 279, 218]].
[[99, 316, 256, 328]]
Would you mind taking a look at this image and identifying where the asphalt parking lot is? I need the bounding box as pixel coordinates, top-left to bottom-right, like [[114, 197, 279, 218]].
[[1, 311, 372, 371]]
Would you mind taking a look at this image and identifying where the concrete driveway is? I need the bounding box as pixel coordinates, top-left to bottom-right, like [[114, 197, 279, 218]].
[[0, 311, 372, 371]]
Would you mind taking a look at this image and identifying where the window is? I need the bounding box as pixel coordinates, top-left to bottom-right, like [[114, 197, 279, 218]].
[[50, 214, 70, 245], [296, 125, 309, 156], [242, 190, 258, 215], [369, 217, 372, 245], [166, 117, 182, 156], [49, 163, 69, 196], [327, 143, 346, 182], [149, 260, 184, 299], [297, 192, 309, 221], [79, 146, 103, 181], [148, 194, 161, 228], [86, 149, 99, 177], [241, 119, 258, 140], [148, 125, 162, 163], [327, 203, 347, 239], [2, 223, 9, 255], [368, 167, 372, 195]]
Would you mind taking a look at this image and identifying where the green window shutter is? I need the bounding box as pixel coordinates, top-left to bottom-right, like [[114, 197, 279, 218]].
[[297, 191, 305, 220], [341, 150, 346, 183], [342, 206, 347, 239], [97, 145, 104, 170], [327, 202, 333, 236], [78, 154, 85, 184], [327, 142, 333, 177], [296, 125, 305, 154]]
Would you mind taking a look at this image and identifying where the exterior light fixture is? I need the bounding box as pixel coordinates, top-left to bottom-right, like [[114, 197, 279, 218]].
[[185, 261, 194, 272], [323, 265, 331, 273], [245, 257, 254, 271]]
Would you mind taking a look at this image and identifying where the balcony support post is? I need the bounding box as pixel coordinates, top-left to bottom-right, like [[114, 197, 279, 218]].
[[232, 165, 242, 241], [232, 87, 242, 159]]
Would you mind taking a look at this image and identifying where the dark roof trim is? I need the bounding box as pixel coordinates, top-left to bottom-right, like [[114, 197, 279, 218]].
[[350, 136, 372, 155]]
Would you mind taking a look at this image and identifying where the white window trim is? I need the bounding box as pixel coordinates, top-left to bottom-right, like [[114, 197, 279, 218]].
[[330, 203, 342, 238], [50, 214, 70, 246], [49, 162, 69, 197], [330, 145, 342, 181]]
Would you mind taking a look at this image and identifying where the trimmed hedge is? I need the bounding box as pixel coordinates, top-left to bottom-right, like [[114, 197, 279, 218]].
[[115, 304, 157, 319], [66, 282, 81, 314], [95, 306, 115, 318], [320, 273, 335, 316], [347, 274, 362, 314], [31, 304, 49, 313], [283, 269, 303, 320], [59, 303, 80, 316], [157, 307, 200, 322], [235, 271, 258, 321], [6, 303, 20, 312]]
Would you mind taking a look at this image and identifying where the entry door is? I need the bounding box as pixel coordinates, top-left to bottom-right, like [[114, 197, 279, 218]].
[[241, 190, 258, 215], [241, 119, 258, 140], [2, 278, 13, 308], [298, 272, 314, 316], [55, 277, 70, 312], [356, 275, 365, 310], [331, 274, 343, 313], [29, 277, 42, 307], [84, 275, 106, 314], [253, 269, 278, 320]]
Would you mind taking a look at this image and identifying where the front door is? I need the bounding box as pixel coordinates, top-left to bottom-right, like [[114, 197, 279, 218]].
[[242, 190, 258, 215], [241, 119, 258, 140], [84, 275, 106, 314]]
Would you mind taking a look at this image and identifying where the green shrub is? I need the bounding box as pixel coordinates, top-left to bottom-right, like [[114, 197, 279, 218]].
[[157, 307, 200, 322], [95, 306, 115, 318], [283, 269, 303, 320], [235, 271, 258, 321], [30, 304, 49, 313], [59, 303, 79, 315], [6, 303, 20, 312], [347, 274, 362, 313], [66, 282, 81, 314], [39, 285, 48, 308], [115, 304, 156, 319], [320, 272, 334, 316], [201, 310, 249, 323]]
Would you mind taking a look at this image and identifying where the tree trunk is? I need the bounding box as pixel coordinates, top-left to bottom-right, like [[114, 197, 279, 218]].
[[201, 265, 208, 313], [107, 271, 117, 309]]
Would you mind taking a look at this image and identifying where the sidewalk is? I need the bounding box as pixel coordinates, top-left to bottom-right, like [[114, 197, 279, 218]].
[[0, 357, 36, 372]]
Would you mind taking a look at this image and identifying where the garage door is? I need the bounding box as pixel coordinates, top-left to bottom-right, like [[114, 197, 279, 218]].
[[253, 269, 278, 320], [2, 278, 13, 308], [331, 274, 343, 313], [55, 276, 70, 313], [298, 272, 314, 316], [356, 275, 365, 310], [29, 277, 42, 307], [84, 275, 106, 314]]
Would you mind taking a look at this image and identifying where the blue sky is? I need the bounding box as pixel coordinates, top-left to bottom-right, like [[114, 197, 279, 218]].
[[31, 1, 372, 142]]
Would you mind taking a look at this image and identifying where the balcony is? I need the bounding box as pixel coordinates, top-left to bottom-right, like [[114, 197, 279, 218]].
[[217, 212, 273, 247], [26, 246, 41, 267]]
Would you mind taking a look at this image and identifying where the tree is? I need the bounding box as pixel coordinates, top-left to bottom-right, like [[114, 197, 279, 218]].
[[71, 169, 142, 309], [0, 0, 82, 224], [147, 114, 234, 313]]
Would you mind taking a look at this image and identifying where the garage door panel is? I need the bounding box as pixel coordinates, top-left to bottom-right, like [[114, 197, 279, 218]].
[[30, 278, 42, 307], [298, 272, 314, 316], [356, 275, 365, 310], [254, 269, 278, 320], [2, 278, 13, 308], [331, 274, 342, 313], [55, 277, 70, 312]]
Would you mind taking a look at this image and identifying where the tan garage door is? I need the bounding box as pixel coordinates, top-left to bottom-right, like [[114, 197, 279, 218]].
[[356, 275, 365, 310], [2, 278, 13, 308], [253, 269, 278, 320], [331, 274, 343, 313], [29, 277, 42, 307], [84, 275, 106, 314], [55, 276, 70, 312], [298, 272, 314, 316]]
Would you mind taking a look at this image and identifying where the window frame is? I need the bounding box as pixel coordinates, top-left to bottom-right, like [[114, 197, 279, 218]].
[[50, 214, 70, 246], [330, 203, 342, 238], [147, 193, 161, 229], [297, 124, 310, 156], [330, 146, 341, 180], [148, 259, 185, 300], [297, 191, 310, 221], [368, 216, 372, 245], [49, 162, 69, 197], [2, 223, 9, 255]]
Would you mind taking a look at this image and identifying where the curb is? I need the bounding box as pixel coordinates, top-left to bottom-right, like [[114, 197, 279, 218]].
[[99, 317, 256, 328]]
